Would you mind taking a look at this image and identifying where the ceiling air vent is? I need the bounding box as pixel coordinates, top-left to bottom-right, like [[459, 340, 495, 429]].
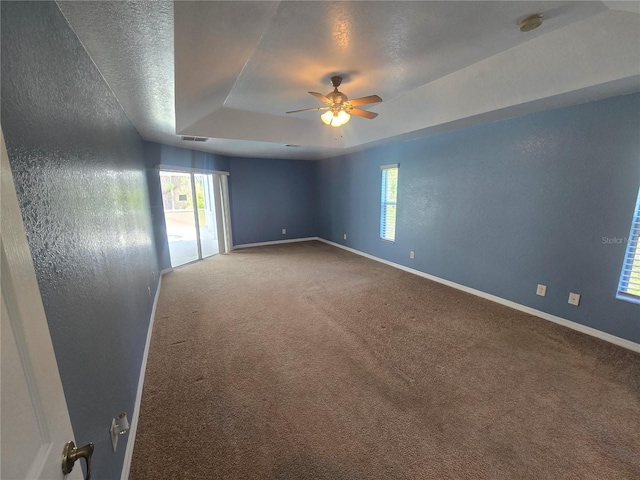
[[181, 136, 208, 142]]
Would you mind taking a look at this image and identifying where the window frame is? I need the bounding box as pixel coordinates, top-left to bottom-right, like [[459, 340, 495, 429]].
[[617, 187, 640, 304], [380, 164, 399, 242]]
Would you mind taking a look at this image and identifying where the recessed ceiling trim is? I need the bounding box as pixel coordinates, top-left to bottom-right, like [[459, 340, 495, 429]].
[[59, 1, 638, 161]]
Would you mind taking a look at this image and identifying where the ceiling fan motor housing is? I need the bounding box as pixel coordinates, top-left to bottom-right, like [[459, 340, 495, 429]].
[[328, 76, 348, 107], [328, 90, 348, 106]]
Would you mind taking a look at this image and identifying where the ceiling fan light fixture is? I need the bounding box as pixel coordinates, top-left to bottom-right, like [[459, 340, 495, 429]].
[[287, 75, 381, 125], [321, 109, 350, 127]]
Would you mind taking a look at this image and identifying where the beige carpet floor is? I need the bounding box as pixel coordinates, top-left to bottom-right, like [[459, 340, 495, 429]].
[[130, 241, 640, 479]]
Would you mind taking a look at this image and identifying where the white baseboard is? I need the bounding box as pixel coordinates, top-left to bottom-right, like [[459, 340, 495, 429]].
[[317, 238, 640, 353], [120, 274, 163, 480], [233, 237, 318, 250]]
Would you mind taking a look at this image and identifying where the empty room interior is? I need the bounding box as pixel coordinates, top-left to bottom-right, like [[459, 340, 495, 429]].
[[1, 1, 639, 479]]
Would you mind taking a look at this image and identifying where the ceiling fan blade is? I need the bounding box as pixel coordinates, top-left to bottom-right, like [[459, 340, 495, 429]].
[[309, 92, 333, 105], [348, 108, 378, 119], [286, 107, 329, 114], [346, 95, 382, 107]]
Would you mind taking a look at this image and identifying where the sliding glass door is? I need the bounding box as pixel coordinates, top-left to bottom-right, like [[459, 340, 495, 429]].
[[194, 173, 218, 258], [160, 171, 199, 267], [160, 169, 231, 268]]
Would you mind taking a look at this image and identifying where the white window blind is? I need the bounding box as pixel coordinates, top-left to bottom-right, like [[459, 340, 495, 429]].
[[380, 164, 398, 242], [617, 188, 640, 303]]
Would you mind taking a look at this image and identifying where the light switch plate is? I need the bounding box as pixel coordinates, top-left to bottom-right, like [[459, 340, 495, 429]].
[[536, 284, 547, 296], [568, 292, 581, 306]]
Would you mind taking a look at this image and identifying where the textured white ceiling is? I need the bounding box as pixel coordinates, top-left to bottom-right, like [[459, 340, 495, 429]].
[[58, 1, 640, 160]]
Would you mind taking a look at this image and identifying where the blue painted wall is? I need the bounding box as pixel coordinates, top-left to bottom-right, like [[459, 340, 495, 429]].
[[317, 94, 640, 343], [143, 141, 230, 270], [229, 157, 317, 246], [2, 2, 158, 478]]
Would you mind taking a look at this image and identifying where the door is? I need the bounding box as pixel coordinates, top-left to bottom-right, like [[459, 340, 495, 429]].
[[160, 171, 200, 267], [194, 173, 218, 258], [1, 128, 82, 480], [160, 168, 232, 268]]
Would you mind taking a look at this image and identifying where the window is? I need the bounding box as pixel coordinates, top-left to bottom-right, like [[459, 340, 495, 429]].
[[380, 164, 398, 241], [617, 188, 640, 303]]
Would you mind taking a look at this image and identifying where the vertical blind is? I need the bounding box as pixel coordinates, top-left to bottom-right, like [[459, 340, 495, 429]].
[[380, 164, 398, 241], [617, 189, 640, 302]]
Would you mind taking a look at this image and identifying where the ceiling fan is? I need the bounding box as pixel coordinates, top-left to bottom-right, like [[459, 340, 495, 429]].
[[286, 76, 382, 127]]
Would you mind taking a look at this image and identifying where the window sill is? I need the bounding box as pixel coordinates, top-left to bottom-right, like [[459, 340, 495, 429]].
[[616, 292, 640, 305]]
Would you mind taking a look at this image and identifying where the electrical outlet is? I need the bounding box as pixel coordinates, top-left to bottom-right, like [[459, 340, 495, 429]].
[[568, 292, 581, 306], [148, 286, 151, 297], [410, 251, 415, 259], [343, 233, 347, 240], [152, 271, 156, 281], [536, 284, 547, 296], [282, 228, 286, 234]]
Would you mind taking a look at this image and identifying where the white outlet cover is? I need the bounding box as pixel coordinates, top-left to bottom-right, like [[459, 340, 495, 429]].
[[410, 251, 415, 259], [568, 292, 581, 306], [282, 228, 286, 234], [536, 284, 547, 296], [343, 234, 347, 240]]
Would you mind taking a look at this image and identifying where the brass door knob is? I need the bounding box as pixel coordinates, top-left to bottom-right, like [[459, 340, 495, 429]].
[[62, 441, 94, 480]]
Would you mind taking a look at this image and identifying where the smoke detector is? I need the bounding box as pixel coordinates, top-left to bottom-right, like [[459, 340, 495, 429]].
[[519, 14, 543, 32]]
